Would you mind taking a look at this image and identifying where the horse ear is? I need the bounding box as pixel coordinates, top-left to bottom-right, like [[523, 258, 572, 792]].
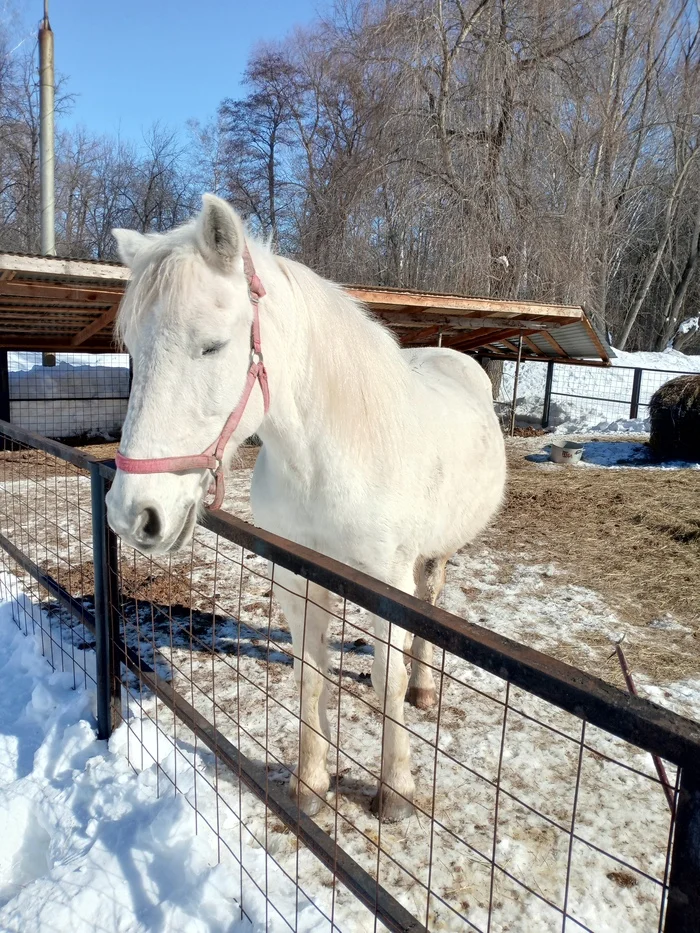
[[197, 194, 244, 272], [112, 229, 148, 267]]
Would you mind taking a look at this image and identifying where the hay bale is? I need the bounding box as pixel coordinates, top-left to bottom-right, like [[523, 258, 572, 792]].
[[649, 374, 700, 462]]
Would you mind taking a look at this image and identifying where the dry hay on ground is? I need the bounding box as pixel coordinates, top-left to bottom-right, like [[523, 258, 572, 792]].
[[484, 438, 699, 682], [649, 374, 700, 462]]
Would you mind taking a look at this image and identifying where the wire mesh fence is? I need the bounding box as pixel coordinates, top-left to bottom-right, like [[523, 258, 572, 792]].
[[0, 426, 98, 693], [494, 359, 694, 431], [1, 420, 699, 933], [5, 351, 130, 440]]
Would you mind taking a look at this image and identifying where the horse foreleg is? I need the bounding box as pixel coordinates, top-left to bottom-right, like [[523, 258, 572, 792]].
[[371, 567, 416, 823], [273, 567, 331, 816], [406, 556, 448, 709]]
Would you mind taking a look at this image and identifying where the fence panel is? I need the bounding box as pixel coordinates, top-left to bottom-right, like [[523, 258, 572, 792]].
[[1, 420, 699, 932], [497, 359, 695, 431], [637, 369, 689, 420], [7, 351, 130, 440], [0, 426, 98, 694]]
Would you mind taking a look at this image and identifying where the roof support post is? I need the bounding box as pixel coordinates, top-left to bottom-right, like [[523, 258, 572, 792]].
[[542, 360, 555, 428], [509, 335, 523, 436]]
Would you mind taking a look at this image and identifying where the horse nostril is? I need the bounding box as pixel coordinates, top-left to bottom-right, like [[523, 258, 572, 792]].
[[137, 506, 162, 541]]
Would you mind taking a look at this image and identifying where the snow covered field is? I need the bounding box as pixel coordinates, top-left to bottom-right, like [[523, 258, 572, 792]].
[[1, 451, 697, 932]]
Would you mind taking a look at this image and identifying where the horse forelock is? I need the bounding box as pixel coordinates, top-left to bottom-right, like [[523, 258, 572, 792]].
[[115, 222, 242, 346]]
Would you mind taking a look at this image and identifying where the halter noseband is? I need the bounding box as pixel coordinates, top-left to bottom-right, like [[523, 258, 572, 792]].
[[114, 244, 270, 511]]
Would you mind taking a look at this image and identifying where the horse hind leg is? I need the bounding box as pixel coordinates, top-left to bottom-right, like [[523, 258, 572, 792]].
[[406, 556, 448, 709]]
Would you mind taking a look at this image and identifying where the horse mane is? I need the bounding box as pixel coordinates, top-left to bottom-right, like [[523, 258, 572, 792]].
[[275, 255, 412, 455], [116, 221, 412, 457]]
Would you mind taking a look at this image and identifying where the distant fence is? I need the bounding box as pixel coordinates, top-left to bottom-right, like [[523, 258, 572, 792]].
[[3, 348, 695, 442], [493, 358, 695, 431], [0, 350, 130, 440], [1, 419, 700, 932]]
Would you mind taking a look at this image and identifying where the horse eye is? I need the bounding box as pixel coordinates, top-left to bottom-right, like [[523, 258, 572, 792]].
[[202, 342, 227, 357]]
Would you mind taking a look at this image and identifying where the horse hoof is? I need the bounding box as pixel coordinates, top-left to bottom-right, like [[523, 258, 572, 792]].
[[289, 776, 328, 817], [371, 786, 414, 823], [406, 686, 437, 709]]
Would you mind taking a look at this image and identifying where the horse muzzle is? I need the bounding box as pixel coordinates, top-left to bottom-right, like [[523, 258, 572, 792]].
[[105, 476, 202, 556]]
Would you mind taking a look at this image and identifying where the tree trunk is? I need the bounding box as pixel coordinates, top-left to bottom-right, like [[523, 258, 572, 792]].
[[481, 358, 503, 400]]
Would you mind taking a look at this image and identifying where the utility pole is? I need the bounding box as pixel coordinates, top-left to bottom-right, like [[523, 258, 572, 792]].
[[39, 0, 55, 257], [39, 2, 56, 368]]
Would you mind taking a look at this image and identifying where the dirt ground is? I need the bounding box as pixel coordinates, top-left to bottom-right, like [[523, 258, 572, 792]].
[[493, 437, 699, 626]]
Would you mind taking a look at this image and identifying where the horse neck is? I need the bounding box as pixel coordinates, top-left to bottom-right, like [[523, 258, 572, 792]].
[[255, 253, 410, 470]]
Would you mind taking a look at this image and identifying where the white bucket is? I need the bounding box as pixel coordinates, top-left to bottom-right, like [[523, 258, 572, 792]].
[[549, 439, 584, 465]]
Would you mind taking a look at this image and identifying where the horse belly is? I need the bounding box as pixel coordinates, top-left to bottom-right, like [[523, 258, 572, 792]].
[[409, 375, 506, 558]]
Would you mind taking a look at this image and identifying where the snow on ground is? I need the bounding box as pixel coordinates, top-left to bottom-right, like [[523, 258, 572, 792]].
[[2, 461, 699, 932], [0, 572, 386, 933], [526, 439, 700, 471], [0, 561, 689, 933], [0, 574, 252, 933], [498, 347, 700, 434]]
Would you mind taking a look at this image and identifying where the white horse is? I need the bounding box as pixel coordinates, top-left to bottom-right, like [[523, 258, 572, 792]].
[[106, 195, 506, 822]]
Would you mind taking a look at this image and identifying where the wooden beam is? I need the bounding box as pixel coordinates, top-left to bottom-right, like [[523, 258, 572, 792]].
[[401, 324, 441, 344], [0, 281, 126, 303], [345, 285, 584, 321], [522, 334, 546, 356], [70, 307, 119, 347], [540, 330, 569, 357], [0, 304, 103, 315], [449, 327, 531, 352], [478, 351, 611, 368], [499, 338, 521, 354], [0, 253, 130, 281], [0, 323, 81, 334], [0, 336, 119, 351], [376, 312, 554, 333], [0, 270, 16, 282]]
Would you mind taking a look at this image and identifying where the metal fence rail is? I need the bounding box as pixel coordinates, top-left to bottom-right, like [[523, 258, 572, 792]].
[[1, 418, 699, 933]]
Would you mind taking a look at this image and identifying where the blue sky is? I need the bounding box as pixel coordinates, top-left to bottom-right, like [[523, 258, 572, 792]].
[[8, 0, 325, 141]]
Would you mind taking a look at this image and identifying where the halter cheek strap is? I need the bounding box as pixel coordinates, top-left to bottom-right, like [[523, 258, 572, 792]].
[[115, 243, 270, 511]]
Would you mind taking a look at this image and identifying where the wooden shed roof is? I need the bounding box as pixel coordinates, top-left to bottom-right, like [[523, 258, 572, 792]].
[[0, 253, 612, 364]]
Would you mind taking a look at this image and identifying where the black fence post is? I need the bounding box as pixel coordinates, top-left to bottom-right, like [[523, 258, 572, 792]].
[[90, 462, 114, 740], [0, 350, 10, 424], [541, 360, 555, 428], [630, 368, 643, 419], [665, 766, 700, 932], [106, 518, 122, 730]]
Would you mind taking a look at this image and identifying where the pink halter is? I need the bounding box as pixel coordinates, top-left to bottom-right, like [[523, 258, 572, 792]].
[[115, 244, 270, 511]]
